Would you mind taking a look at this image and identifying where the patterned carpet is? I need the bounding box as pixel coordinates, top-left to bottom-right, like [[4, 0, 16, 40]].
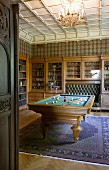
[[20, 116, 109, 165]]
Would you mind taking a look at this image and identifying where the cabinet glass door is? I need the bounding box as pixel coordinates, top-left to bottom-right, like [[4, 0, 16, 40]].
[[32, 63, 44, 90], [66, 62, 81, 79], [84, 62, 100, 79], [48, 62, 62, 92], [104, 61, 109, 91]]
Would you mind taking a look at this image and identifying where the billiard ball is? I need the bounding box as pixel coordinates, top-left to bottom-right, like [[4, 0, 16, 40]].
[[55, 101, 57, 103], [45, 102, 48, 104], [52, 101, 54, 104]]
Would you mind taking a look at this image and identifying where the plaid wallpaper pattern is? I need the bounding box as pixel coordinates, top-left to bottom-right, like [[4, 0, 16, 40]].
[[19, 39, 32, 58], [19, 39, 109, 58]]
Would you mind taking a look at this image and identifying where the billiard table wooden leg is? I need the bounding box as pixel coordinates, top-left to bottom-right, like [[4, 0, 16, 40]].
[[71, 124, 82, 142], [71, 116, 82, 142]]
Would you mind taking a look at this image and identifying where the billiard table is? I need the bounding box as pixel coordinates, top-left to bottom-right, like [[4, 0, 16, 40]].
[[28, 94, 95, 142]]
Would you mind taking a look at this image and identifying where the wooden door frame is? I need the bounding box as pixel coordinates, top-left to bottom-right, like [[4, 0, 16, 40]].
[[10, 3, 19, 170], [0, 1, 19, 169]]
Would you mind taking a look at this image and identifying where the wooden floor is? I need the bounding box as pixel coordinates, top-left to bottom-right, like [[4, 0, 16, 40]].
[[19, 110, 109, 170]]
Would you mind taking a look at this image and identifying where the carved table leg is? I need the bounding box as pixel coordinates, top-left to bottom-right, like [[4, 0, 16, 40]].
[[71, 116, 82, 142]]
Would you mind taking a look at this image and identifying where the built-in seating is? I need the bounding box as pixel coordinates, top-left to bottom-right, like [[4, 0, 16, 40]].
[[19, 110, 42, 138], [19, 109, 42, 130], [65, 83, 100, 108]]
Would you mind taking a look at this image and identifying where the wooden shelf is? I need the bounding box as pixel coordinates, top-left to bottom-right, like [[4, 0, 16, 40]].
[[66, 61, 81, 79], [19, 98, 27, 102], [19, 92, 27, 94], [101, 55, 109, 110], [19, 56, 27, 109], [48, 62, 62, 91], [84, 61, 100, 79], [31, 62, 45, 90]]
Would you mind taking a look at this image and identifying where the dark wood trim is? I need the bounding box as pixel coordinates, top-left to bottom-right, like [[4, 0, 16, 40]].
[[10, 3, 19, 170]]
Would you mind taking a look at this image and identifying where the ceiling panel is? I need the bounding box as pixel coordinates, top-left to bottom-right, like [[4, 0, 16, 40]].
[[45, 20, 58, 25], [23, 27, 42, 33], [102, 18, 109, 23], [39, 15, 54, 20], [53, 29, 65, 33], [19, 0, 109, 44], [83, 0, 100, 8], [102, 6, 109, 12], [48, 5, 63, 14], [25, 1, 44, 9], [42, 29, 55, 34], [33, 8, 50, 15], [103, 0, 109, 6], [64, 27, 76, 32], [30, 21, 46, 26], [20, 10, 34, 17], [87, 20, 100, 25], [86, 14, 99, 20], [102, 23, 109, 28], [85, 8, 99, 15], [49, 24, 62, 29], [102, 13, 109, 18], [24, 17, 40, 22], [43, 0, 61, 6]]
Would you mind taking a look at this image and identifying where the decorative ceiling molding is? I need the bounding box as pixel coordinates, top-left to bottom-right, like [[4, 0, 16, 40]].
[[19, 0, 109, 44]]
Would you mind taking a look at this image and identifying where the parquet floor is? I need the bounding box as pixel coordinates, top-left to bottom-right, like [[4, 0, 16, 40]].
[[19, 110, 109, 170], [19, 152, 109, 170]]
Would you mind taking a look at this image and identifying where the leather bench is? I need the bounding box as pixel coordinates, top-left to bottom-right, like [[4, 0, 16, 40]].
[[65, 83, 100, 109]]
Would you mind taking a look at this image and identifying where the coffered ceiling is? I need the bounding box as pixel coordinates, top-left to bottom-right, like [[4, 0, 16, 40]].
[[19, 0, 109, 44]]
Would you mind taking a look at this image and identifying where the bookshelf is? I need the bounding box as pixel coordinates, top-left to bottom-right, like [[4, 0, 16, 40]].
[[66, 62, 81, 79], [47, 62, 62, 92], [19, 55, 27, 110], [101, 55, 109, 110], [32, 62, 45, 90]]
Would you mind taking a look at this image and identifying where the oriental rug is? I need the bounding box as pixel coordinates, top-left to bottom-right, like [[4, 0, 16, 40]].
[[20, 116, 109, 165]]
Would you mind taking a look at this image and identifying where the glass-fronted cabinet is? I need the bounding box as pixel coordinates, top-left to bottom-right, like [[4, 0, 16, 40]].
[[32, 63, 45, 90], [103, 61, 109, 91], [66, 62, 81, 79], [101, 56, 109, 110], [84, 61, 100, 79], [101, 58, 109, 93], [47, 62, 62, 92], [66, 59, 100, 80]]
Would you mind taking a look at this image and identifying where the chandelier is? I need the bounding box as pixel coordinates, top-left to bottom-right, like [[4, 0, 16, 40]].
[[59, 0, 85, 27]]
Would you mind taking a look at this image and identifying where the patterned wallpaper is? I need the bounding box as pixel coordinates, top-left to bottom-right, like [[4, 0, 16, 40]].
[[19, 39, 109, 58], [19, 39, 32, 58]]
